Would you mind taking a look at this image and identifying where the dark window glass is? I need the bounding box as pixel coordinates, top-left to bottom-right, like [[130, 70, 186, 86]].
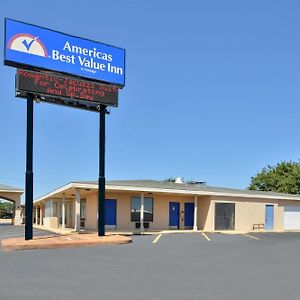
[[144, 198, 153, 222], [131, 197, 140, 222], [131, 197, 153, 222]]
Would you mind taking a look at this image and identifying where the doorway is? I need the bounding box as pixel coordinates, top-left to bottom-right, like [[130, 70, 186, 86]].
[[265, 205, 274, 230], [105, 199, 117, 229], [169, 202, 180, 229], [215, 203, 235, 230], [80, 199, 86, 229], [184, 203, 194, 228]]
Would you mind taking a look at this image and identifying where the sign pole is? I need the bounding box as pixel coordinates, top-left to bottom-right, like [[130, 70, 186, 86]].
[[98, 104, 106, 236], [25, 93, 34, 240]]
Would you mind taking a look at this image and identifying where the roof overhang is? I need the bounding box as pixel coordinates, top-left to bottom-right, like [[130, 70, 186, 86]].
[[0, 189, 23, 194], [33, 182, 300, 203]]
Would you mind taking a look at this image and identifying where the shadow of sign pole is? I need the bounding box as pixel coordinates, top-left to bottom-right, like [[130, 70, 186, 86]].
[[25, 93, 34, 240]]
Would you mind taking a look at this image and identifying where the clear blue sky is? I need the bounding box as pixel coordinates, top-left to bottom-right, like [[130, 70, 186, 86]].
[[1, 0, 300, 201]]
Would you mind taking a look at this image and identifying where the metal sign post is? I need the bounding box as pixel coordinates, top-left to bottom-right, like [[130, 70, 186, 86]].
[[25, 93, 34, 240], [98, 105, 106, 236]]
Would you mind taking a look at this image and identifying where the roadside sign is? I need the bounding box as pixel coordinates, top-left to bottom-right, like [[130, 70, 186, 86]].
[[4, 19, 124, 240], [16, 69, 118, 108], [4, 19, 125, 87]]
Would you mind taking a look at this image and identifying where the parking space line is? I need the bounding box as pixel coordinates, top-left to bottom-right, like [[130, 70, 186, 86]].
[[152, 233, 162, 244], [201, 232, 211, 241], [242, 233, 260, 240]]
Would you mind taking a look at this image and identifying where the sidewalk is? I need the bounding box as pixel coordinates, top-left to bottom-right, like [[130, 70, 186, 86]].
[[2, 233, 132, 251], [33, 224, 74, 235]]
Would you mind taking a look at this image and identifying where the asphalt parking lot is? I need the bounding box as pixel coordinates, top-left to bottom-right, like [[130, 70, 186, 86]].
[[1, 225, 300, 300]]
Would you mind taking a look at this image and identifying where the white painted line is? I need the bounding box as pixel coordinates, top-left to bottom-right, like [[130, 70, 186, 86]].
[[152, 233, 162, 244], [201, 232, 211, 241], [242, 233, 260, 240]]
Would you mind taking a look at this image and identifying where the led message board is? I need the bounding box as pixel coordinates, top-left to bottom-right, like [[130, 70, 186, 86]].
[[5, 19, 125, 87], [16, 69, 118, 110]]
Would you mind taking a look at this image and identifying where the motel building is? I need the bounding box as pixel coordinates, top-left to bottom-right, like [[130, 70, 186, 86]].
[[32, 179, 300, 233]]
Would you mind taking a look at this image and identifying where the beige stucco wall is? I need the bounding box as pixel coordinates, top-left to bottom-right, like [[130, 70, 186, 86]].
[[43, 217, 58, 228], [197, 196, 213, 230], [82, 192, 300, 232], [206, 196, 295, 231], [0, 191, 21, 204], [84, 191, 197, 231], [36, 189, 300, 232]]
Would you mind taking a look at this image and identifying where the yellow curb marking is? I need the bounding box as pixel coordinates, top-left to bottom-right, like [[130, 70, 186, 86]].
[[242, 233, 260, 240], [201, 232, 211, 241], [152, 233, 162, 244]]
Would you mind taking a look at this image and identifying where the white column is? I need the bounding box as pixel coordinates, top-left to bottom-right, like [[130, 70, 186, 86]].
[[14, 207, 22, 225], [193, 195, 198, 231], [13, 197, 22, 225], [62, 194, 65, 229], [75, 188, 81, 232], [140, 192, 144, 232]]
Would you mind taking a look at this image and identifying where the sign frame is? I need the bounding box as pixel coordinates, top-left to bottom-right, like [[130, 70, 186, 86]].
[[15, 69, 119, 110], [4, 18, 126, 88]]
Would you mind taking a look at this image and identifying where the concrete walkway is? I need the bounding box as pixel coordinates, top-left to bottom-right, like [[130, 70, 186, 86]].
[[33, 224, 74, 235], [2, 233, 132, 251]]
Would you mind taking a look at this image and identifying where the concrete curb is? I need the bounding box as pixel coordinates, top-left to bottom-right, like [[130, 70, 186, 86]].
[[1, 234, 132, 251]]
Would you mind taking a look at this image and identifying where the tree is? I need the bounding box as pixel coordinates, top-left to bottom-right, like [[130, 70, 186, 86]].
[[0, 200, 14, 218], [164, 177, 177, 183], [248, 161, 300, 194]]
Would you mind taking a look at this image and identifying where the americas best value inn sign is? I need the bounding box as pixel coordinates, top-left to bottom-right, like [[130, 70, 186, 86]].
[[4, 19, 125, 87]]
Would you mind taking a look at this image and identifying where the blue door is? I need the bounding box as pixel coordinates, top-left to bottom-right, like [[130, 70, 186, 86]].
[[265, 205, 274, 230], [184, 203, 194, 227], [105, 199, 116, 228], [169, 202, 180, 228]]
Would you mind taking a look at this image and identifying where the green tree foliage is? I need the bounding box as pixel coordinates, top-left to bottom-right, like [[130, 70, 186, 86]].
[[164, 177, 176, 182], [0, 200, 14, 218], [248, 161, 300, 194]]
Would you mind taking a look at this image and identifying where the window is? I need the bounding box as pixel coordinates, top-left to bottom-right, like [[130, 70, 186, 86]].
[[45, 200, 58, 218], [131, 197, 153, 222], [80, 199, 86, 228], [80, 199, 86, 219], [45, 200, 52, 217], [52, 201, 58, 217], [144, 198, 153, 222]]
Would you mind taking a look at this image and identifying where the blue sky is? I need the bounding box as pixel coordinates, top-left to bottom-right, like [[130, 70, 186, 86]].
[[1, 0, 300, 200]]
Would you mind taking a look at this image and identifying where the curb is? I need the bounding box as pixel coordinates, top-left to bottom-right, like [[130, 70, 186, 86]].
[[2, 234, 132, 251]]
